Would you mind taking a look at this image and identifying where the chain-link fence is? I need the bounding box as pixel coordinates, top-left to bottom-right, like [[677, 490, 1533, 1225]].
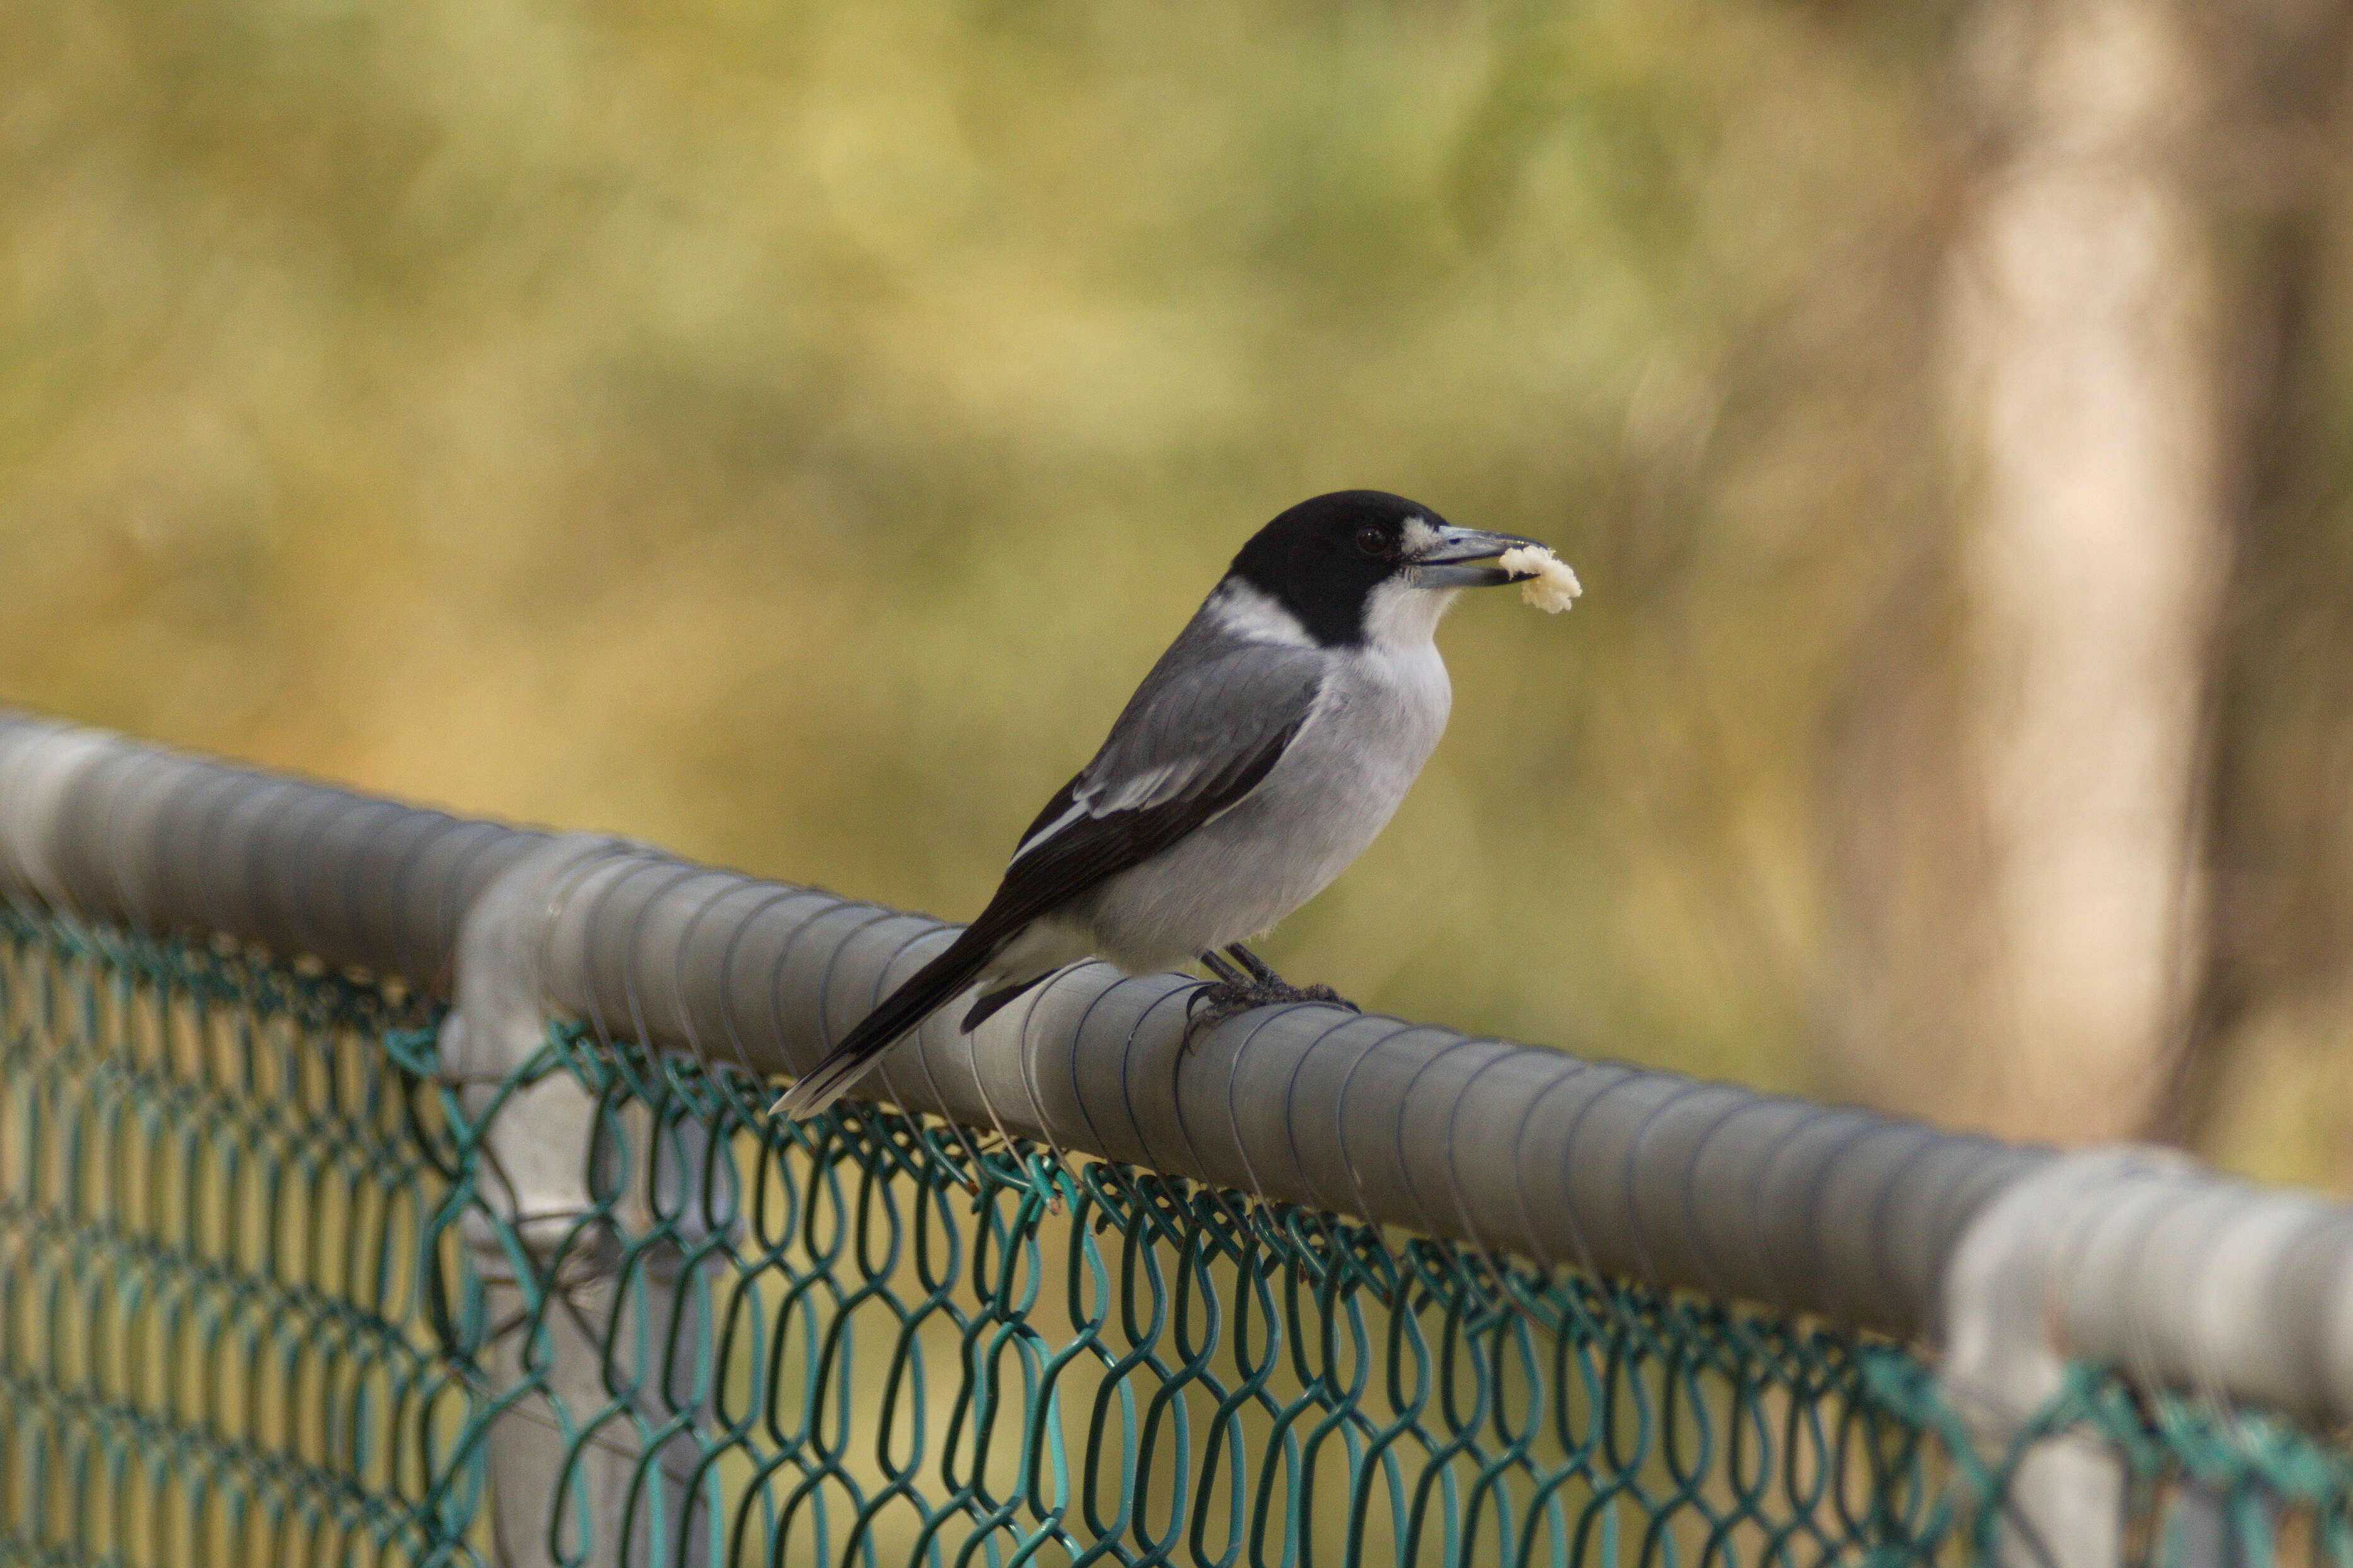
[[5, 711, 2353, 1567]]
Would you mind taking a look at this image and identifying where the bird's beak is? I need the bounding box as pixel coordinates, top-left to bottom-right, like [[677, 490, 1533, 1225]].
[[1412, 525, 1547, 588]]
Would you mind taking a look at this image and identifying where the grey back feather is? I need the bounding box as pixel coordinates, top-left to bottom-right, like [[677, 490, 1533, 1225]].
[[1015, 600, 1326, 861]]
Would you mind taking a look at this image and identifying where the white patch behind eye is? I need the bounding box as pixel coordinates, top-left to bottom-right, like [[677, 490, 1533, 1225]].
[[1205, 578, 1316, 648], [1400, 515, 1443, 557]]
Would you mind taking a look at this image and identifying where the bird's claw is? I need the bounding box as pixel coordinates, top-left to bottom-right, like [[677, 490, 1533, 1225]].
[[1182, 978, 1359, 1051]]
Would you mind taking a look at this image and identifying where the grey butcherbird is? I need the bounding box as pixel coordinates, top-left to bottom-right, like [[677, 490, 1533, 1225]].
[[774, 490, 1550, 1118]]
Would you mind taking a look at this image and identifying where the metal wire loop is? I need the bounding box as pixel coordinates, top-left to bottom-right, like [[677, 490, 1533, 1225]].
[[572, 850, 665, 1056], [87, 746, 154, 932], [1508, 1053, 1589, 1274], [711, 886, 814, 1082], [429, 821, 512, 993], [1441, 1042, 1522, 1294], [1666, 1089, 1763, 1305], [1389, 1032, 1487, 1245], [1113, 981, 1197, 1177], [618, 857, 715, 1064], [1551, 1065, 1647, 1285], [1223, 1004, 1353, 1219], [1618, 1078, 1716, 1292], [1330, 1019, 1442, 1241]]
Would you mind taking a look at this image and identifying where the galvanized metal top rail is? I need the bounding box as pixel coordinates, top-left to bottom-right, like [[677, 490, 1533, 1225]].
[[5, 705, 2351, 1427]]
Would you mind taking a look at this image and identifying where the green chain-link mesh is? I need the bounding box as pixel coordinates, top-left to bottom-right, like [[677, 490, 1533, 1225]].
[[5, 907, 2350, 1566]]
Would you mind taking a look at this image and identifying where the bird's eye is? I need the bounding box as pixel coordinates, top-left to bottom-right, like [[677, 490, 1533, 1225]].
[[1354, 525, 1388, 558]]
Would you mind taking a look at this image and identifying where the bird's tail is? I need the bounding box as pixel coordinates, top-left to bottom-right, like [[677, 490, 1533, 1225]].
[[771, 925, 1006, 1119]]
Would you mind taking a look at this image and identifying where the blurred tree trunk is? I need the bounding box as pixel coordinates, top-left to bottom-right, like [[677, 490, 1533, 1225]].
[[2155, 0, 2353, 1147], [1824, 0, 2351, 1145]]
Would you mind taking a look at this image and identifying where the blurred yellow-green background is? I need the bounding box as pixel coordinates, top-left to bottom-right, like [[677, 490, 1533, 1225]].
[[8, 0, 2353, 1186]]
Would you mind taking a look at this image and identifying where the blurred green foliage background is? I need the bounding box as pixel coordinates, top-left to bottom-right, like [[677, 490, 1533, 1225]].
[[7, 1, 2349, 1184]]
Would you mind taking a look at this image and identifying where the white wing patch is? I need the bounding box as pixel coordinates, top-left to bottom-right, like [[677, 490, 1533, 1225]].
[[1093, 758, 1195, 812], [1010, 757, 1212, 864], [1009, 798, 1090, 863], [1007, 592, 1331, 872], [1007, 673, 1332, 868]]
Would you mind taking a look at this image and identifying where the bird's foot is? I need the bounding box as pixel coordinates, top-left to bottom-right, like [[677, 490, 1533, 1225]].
[[1183, 947, 1357, 1050]]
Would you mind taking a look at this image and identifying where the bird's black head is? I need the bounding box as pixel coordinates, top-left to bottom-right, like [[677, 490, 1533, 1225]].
[[1225, 491, 1539, 647]]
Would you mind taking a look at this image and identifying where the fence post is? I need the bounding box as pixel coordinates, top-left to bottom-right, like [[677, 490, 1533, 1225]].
[[442, 834, 723, 1567], [1938, 1145, 2195, 1568]]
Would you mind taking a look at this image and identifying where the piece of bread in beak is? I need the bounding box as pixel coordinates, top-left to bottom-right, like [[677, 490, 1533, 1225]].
[[1497, 544, 1583, 614]]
